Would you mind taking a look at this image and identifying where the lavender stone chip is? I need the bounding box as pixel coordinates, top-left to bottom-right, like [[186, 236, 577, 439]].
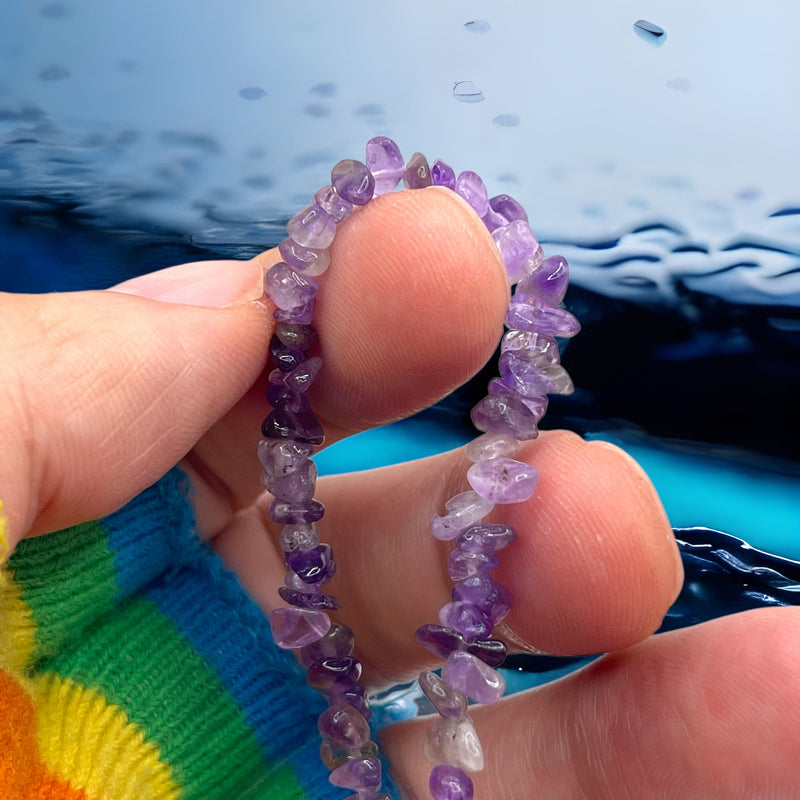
[[278, 522, 320, 551], [452, 574, 511, 625], [257, 439, 313, 475], [331, 158, 375, 206], [264, 262, 319, 310], [269, 335, 304, 372], [415, 623, 465, 659], [403, 152, 432, 189], [418, 671, 468, 720], [299, 622, 354, 666], [500, 330, 560, 362], [314, 183, 354, 222], [429, 764, 474, 800], [439, 600, 493, 639], [287, 202, 337, 249], [467, 456, 539, 504], [505, 294, 581, 337], [278, 586, 340, 610], [329, 756, 382, 791], [273, 297, 316, 325], [269, 606, 330, 649], [488, 377, 547, 420], [455, 171, 489, 217], [270, 498, 325, 524], [365, 136, 404, 195], [306, 656, 361, 692], [278, 238, 331, 277], [464, 432, 520, 463], [431, 158, 456, 190], [275, 322, 318, 351], [318, 703, 370, 748], [424, 716, 484, 773], [261, 455, 317, 502], [266, 385, 309, 412], [456, 523, 518, 553], [442, 650, 505, 705], [498, 350, 575, 397], [489, 193, 529, 224], [470, 389, 539, 440], [464, 638, 507, 669], [492, 219, 539, 284], [284, 356, 322, 393], [285, 543, 335, 584], [430, 490, 494, 541], [270, 497, 325, 524], [262, 407, 325, 445], [518, 254, 570, 306], [447, 548, 499, 580], [329, 680, 371, 721]]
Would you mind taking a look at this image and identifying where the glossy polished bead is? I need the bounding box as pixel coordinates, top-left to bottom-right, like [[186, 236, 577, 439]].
[[278, 586, 340, 610], [470, 388, 539, 440], [487, 377, 548, 420], [270, 497, 325, 524], [269, 335, 304, 372], [314, 184, 354, 222], [415, 623, 465, 660], [418, 671, 468, 719], [498, 350, 575, 397], [518, 244, 545, 280], [261, 458, 317, 502], [261, 406, 324, 445], [500, 330, 559, 362], [318, 703, 370, 748], [278, 238, 331, 276], [264, 262, 319, 310], [269, 606, 330, 648], [328, 681, 371, 720], [492, 219, 539, 283], [439, 600, 492, 638], [455, 171, 489, 216], [431, 158, 456, 190], [273, 297, 315, 325], [404, 152, 432, 189], [278, 522, 319, 552], [424, 715, 484, 772], [265, 384, 309, 412], [283, 356, 322, 393], [467, 456, 538, 504], [519, 254, 570, 306], [430, 764, 474, 800], [456, 523, 517, 553], [299, 622, 354, 666], [287, 203, 336, 249], [442, 651, 505, 705], [464, 637, 507, 668], [258, 439, 314, 476], [430, 491, 494, 541], [505, 294, 581, 337], [285, 543, 335, 584], [452, 574, 511, 625], [464, 432, 520, 463], [321, 739, 379, 771], [489, 193, 528, 224], [331, 159, 375, 205], [306, 656, 361, 692], [329, 756, 382, 791], [275, 322, 319, 351], [447, 548, 499, 580], [365, 136, 404, 195]]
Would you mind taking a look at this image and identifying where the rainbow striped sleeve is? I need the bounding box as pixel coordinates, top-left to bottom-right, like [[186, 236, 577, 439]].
[[0, 469, 379, 800]]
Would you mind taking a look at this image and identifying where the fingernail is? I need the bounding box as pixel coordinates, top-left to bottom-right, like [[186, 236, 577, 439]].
[[113, 259, 264, 308]]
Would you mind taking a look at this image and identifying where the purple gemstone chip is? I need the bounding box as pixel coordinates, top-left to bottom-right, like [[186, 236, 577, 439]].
[[278, 586, 340, 610], [329, 756, 382, 791], [429, 764, 474, 800], [331, 159, 375, 206], [404, 152, 432, 189], [505, 294, 581, 337], [365, 136, 404, 195], [467, 456, 539, 504], [285, 543, 335, 584], [263, 262, 319, 310], [287, 203, 337, 249], [455, 171, 489, 217], [431, 158, 456, 190]]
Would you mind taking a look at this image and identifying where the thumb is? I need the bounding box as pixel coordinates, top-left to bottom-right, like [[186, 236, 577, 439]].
[[0, 259, 268, 552]]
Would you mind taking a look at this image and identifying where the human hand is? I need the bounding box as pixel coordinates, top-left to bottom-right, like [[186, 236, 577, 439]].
[[1, 188, 797, 799]]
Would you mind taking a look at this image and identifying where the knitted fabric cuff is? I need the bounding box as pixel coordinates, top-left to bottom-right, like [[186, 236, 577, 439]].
[[0, 469, 398, 800]]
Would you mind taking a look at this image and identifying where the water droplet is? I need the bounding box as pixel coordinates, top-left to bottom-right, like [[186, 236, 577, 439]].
[[304, 103, 330, 118], [633, 19, 667, 47], [492, 114, 520, 128], [39, 65, 70, 81], [464, 19, 491, 34], [452, 81, 484, 104], [666, 77, 692, 92], [310, 82, 336, 98], [239, 87, 266, 101]]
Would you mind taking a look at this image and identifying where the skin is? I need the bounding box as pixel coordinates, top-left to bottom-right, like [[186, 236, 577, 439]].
[[0, 188, 797, 799]]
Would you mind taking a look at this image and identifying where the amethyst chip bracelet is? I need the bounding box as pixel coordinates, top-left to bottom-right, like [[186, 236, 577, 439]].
[[263, 137, 579, 800]]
